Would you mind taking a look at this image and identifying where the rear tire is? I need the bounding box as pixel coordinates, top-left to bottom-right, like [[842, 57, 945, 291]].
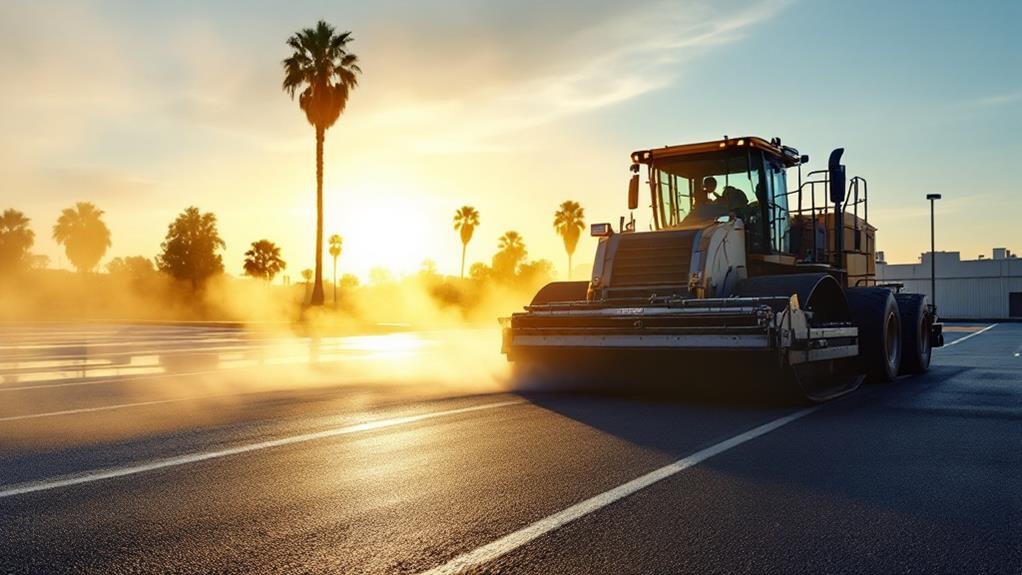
[[895, 293, 932, 374], [846, 288, 902, 383]]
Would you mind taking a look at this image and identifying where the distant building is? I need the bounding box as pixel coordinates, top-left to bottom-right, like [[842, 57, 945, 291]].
[[877, 248, 1022, 320]]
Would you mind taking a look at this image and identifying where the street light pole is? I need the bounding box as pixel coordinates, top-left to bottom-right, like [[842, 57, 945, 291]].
[[926, 193, 942, 311]]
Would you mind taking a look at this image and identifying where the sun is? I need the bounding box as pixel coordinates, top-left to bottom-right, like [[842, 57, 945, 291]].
[[323, 177, 439, 279]]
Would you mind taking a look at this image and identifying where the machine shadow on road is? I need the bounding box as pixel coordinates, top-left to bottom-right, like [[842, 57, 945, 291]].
[[510, 356, 817, 411], [519, 362, 1011, 525], [519, 360, 960, 450]]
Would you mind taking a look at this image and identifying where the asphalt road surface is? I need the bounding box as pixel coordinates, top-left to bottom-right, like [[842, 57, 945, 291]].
[[1, 322, 1020, 574]]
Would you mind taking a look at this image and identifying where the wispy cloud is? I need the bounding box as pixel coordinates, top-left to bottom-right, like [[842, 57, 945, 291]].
[[0, 0, 790, 272], [966, 90, 1022, 108], [360, 0, 789, 153]]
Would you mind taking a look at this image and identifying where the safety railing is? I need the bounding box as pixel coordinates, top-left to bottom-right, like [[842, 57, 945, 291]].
[[785, 173, 869, 265]]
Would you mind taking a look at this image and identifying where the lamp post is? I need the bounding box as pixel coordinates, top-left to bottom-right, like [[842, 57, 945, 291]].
[[926, 193, 942, 310]]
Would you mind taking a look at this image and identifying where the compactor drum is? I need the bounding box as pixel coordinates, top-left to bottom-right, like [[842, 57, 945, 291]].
[[502, 137, 943, 402]]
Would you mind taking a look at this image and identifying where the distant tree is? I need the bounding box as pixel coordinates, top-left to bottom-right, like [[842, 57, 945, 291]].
[[518, 258, 555, 287], [328, 234, 342, 304], [0, 209, 35, 273], [469, 262, 491, 282], [52, 202, 111, 273], [492, 231, 527, 281], [553, 200, 585, 279], [419, 258, 438, 278], [283, 21, 362, 306], [369, 267, 393, 285], [29, 254, 50, 270], [156, 207, 225, 291], [243, 239, 287, 282], [339, 273, 360, 288], [453, 206, 480, 278], [107, 256, 156, 280]]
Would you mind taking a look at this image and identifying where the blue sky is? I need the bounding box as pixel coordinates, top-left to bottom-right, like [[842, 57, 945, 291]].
[[1, 0, 1019, 277]]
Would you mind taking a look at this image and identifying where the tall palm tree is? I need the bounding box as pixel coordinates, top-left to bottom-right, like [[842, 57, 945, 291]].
[[328, 234, 342, 304], [282, 21, 362, 306], [0, 209, 35, 272], [453, 206, 479, 278], [553, 200, 585, 278], [52, 202, 111, 273], [243, 239, 287, 282]]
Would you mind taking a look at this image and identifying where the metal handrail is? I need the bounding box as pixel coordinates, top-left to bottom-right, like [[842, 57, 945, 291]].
[[783, 172, 870, 265]]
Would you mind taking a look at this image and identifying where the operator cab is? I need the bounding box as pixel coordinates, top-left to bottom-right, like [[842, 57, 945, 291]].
[[627, 136, 876, 287], [630, 136, 798, 255]]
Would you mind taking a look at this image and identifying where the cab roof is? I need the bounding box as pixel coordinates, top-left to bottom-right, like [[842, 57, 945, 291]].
[[631, 136, 802, 167]]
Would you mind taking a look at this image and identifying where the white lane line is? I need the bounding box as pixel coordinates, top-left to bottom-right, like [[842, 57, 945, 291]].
[[0, 347, 418, 392], [0, 395, 228, 422], [942, 323, 998, 347], [0, 368, 231, 392], [0, 399, 524, 498], [418, 406, 819, 575]]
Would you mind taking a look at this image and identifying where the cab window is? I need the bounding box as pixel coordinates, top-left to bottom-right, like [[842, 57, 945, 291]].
[[648, 150, 761, 230], [767, 160, 791, 253]]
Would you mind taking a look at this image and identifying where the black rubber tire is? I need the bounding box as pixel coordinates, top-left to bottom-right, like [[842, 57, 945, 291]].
[[846, 287, 902, 383], [895, 293, 932, 374], [529, 281, 589, 305]]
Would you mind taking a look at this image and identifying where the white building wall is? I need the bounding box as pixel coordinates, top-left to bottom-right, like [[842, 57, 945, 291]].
[[877, 252, 1022, 320]]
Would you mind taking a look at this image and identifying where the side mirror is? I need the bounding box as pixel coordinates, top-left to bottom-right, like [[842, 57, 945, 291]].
[[627, 174, 639, 210], [800, 154, 810, 164], [828, 148, 846, 204]]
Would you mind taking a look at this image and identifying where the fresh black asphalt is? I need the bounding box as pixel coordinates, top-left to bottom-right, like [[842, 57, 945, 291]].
[[0, 323, 1018, 574]]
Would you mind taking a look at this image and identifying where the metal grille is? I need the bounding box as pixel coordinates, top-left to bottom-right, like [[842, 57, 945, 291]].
[[609, 230, 695, 288]]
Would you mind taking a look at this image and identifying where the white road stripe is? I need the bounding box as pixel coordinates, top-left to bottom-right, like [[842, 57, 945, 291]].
[[943, 323, 998, 347], [0, 348, 399, 392], [0, 369, 232, 392], [0, 397, 214, 422], [0, 399, 524, 498], [418, 406, 820, 575]]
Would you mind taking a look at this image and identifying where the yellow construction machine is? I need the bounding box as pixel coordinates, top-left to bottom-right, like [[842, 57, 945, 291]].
[[502, 136, 943, 402]]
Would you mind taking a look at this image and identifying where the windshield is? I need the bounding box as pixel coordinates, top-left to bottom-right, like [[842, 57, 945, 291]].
[[648, 149, 765, 230]]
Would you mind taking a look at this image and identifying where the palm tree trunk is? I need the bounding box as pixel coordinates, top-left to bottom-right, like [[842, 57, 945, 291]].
[[311, 125, 326, 305], [568, 254, 572, 279], [332, 256, 338, 307], [460, 243, 467, 278]]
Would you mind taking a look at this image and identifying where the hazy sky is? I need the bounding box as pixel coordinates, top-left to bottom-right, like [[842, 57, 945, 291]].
[[2, 0, 1019, 279]]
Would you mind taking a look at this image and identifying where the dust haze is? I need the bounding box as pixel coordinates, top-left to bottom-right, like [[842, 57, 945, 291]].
[[0, 269, 558, 447]]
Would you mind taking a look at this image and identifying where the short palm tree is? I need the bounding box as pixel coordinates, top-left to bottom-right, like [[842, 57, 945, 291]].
[[300, 268, 314, 302], [0, 209, 35, 272], [453, 206, 479, 278], [52, 202, 111, 272], [493, 230, 527, 279], [498, 230, 525, 252], [243, 239, 287, 282], [282, 20, 361, 306], [553, 200, 585, 278], [328, 234, 342, 304]]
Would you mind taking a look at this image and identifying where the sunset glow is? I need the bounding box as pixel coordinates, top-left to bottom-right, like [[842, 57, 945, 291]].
[[2, 1, 1019, 283]]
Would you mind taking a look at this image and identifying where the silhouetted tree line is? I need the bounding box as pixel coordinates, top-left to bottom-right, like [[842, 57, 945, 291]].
[[0, 19, 591, 323], [0, 197, 577, 322]]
